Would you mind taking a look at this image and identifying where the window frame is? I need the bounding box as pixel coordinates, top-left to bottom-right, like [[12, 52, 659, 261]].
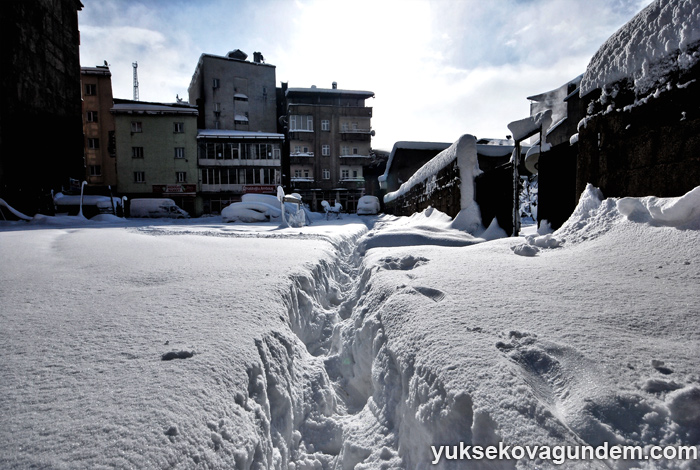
[[131, 146, 144, 159], [322, 169, 330, 180], [321, 120, 330, 131], [134, 171, 145, 183], [131, 121, 143, 133], [176, 171, 187, 183], [86, 111, 98, 123], [174, 147, 185, 159], [322, 145, 330, 156], [87, 138, 99, 149], [173, 122, 184, 133]]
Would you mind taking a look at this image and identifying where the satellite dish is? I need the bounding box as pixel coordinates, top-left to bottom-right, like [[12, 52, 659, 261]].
[[370, 130, 376, 136], [525, 145, 540, 175]]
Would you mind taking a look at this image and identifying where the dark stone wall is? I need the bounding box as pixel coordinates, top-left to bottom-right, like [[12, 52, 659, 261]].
[[384, 160, 461, 218], [0, 0, 84, 214], [576, 65, 700, 200]]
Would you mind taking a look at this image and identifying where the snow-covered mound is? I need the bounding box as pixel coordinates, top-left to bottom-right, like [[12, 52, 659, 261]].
[[357, 206, 507, 255], [580, 0, 700, 97]]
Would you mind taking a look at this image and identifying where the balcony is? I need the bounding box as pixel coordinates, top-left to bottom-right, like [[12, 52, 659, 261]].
[[338, 178, 365, 189]]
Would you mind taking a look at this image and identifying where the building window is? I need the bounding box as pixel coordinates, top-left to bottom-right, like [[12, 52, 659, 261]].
[[89, 165, 101, 176], [289, 115, 313, 132], [341, 169, 349, 179], [174, 122, 184, 133], [352, 122, 358, 130], [176, 171, 187, 183], [294, 145, 301, 154], [321, 120, 330, 131], [322, 145, 330, 156], [134, 171, 145, 183], [213, 78, 220, 88], [353, 170, 359, 178], [353, 147, 359, 155], [234, 94, 248, 102], [341, 145, 349, 156], [304, 169, 310, 178], [87, 138, 99, 149], [132, 147, 144, 158], [341, 122, 348, 132], [273, 147, 281, 159], [131, 121, 142, 133], [214, 102, 221, 112], [294, 169, 301, 178], [174, 147, 185, 159], [86, 111, 98, 123], [85, 84, 96, 96], [322, 169, 330, 180]]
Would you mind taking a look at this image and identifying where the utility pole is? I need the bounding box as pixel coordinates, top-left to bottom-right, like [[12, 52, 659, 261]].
[[132, 61, 139, 101]]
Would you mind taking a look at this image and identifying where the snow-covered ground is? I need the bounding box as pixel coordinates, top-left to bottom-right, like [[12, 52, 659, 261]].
[[1, 188, 699, 469]]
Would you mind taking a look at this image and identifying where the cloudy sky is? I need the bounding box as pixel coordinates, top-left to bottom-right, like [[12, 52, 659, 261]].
[[79, 0, 652, 150]]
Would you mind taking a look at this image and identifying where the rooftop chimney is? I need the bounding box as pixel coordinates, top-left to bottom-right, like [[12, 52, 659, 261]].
[[253, 52, 264, 63], [332, 81, 337, 89]]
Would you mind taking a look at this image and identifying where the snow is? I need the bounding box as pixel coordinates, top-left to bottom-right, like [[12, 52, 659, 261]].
[[384, 135, 483, 234], [1, 184, 699, 469], [507, 110, 553, 142], [580, 0, 700, 97], [379, 141, 452, 185]]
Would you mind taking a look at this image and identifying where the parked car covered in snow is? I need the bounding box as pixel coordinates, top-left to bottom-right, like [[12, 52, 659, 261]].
[[53, 193, 123, 218], [129, 198, 189, 219], [356, 195, 380, 215]]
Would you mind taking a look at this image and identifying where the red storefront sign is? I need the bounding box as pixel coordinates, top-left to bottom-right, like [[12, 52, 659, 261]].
[[152, 184, 197, 196], [244, 185, 276, 194]]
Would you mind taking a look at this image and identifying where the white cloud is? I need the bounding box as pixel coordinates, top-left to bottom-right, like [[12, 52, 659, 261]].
[[78, 0, 654, 149]]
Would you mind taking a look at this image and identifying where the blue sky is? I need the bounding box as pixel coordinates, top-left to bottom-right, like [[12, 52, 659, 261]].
[[79, 0, 652, 150]]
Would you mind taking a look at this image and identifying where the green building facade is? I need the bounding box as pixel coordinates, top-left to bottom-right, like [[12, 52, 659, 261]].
[[111, 99, 202, 216]]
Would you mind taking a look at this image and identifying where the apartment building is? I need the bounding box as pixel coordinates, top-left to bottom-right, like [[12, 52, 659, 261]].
[[111, 99, 201, 215], [81, 65, 116, 189], [283, 83, 375, 212], [188, 49, 284, 213]]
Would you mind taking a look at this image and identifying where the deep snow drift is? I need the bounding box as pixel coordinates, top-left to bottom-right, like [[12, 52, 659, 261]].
[[1, 186, 699, 469]]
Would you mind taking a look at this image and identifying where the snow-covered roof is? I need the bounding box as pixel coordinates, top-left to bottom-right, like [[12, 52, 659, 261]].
[[197, 129, 284, 140], [580, 0, 700, 97], [234, 114, 249, 122], [286, 87, 375, 99], [379, 141, 452, 183], [111, 100, 198, 115], [81, 66, 111, 77]]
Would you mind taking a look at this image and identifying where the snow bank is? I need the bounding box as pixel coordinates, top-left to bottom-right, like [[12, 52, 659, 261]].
[[618, 186, 700, 228], [357, 207, 489, 255], [580, 0, 700, 97]]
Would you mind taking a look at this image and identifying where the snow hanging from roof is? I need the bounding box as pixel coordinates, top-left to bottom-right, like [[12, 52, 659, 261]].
[[378, 141, 451, 184], [580, 0, 700, 97]]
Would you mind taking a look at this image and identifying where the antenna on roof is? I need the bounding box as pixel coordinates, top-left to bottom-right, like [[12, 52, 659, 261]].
[[132, 61, 139, 101]]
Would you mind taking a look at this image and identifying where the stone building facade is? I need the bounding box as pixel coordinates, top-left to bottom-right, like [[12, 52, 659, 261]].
[[0, 0, 84, 215]]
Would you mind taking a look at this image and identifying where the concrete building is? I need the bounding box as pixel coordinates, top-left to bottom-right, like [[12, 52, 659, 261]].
[[81, 65, 117, 190], [111, 99, 201, 215], [0, 0, 84, 215], [283, 83, 375, 212], [188, 50, 277, 132], [188, 50, 284, 213]]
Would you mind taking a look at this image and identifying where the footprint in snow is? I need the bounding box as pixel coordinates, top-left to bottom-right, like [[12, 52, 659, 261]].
[[412, 286, 446, 302]]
